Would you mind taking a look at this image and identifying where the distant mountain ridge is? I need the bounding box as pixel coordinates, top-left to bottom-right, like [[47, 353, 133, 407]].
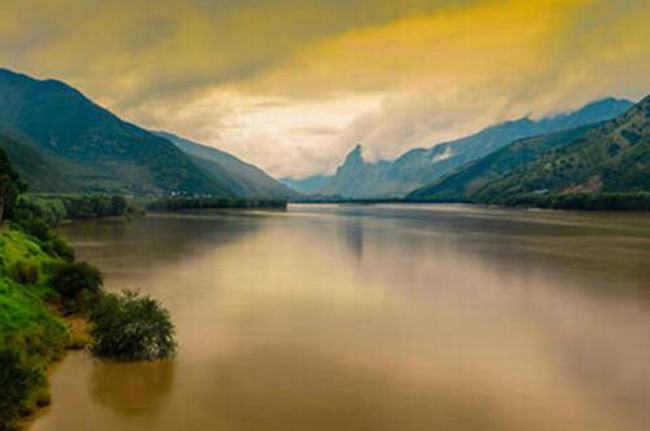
[[409, 95, 650, 202], [0, 68, 290, 198], [288, 98, 634, 199], [280, 175, 330, 196], [154, 131, 296, 199]]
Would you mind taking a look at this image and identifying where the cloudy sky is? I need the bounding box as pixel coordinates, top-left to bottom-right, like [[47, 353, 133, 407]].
[[2, 0, 650, 178]]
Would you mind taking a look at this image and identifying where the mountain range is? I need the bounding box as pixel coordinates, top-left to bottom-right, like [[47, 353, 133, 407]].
[[284, 98, 634, 199], [1, 67, 646, 205], [0, 68, 292, 198], [410, 95, 650, 202]]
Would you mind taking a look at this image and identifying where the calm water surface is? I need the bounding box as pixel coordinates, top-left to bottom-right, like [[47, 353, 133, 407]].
[[30, 204, 650, 431]]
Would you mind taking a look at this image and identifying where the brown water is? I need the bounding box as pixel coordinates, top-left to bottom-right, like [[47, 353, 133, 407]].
[[30, 204, 650, 431]]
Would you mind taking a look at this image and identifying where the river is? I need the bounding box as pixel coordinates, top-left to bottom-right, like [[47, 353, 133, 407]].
[[30, 204, 650, 431]]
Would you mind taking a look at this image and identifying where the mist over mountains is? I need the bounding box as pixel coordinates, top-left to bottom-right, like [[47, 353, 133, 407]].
[[1, 67, 647, 206], [410, 95, 650, 203], [283, 98, 634, 199]]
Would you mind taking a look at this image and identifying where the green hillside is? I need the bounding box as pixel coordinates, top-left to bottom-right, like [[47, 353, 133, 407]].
[[0, 134, 74, 193], [155, 131, 296, 199], [0, 69, 228, 196], [410, 95, 650, 204], [0, 69, 287, 198], [407, 126, 594, 201]]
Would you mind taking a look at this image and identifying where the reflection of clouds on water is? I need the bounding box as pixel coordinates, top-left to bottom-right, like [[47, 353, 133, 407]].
[[91, 360, 175, 418]]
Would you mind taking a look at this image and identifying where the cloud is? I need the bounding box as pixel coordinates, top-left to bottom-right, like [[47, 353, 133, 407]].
[[0, 0, 475, 106], [1, 0, 650, 178], [238, 0, 650, 169]]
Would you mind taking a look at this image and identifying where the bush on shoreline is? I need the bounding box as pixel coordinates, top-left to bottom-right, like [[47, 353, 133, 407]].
[[0, 348, 42, 428], [89, 290, 176, 361], [50, 261, 103, 313]]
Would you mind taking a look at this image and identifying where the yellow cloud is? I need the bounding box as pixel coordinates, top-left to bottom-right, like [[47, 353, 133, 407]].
[[1, 0, 649, 177], [251, 0, 593, 97], [0, 0, 477, 107]]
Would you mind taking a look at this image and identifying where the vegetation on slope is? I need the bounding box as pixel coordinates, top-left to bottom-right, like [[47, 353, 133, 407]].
[[0, 68, 226, 196], [410, 95, 650, 210], [0, 134, 73, 193], [472, 96, 650, 201], [0, 225, 69, 428], [155, 131, 296, 199], [0, 68, 290, 199], [408, 126, 594, 201]]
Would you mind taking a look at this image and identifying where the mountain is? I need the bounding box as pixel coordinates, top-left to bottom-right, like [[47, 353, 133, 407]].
[[316, 144, 393, 197], [280, 175, 330, 195], [0, 68, 288, 198], [409, 95, 650, 202], [154, 131, 295, 199], [0, 133, 73, 192], [299, 98, 634, 199]]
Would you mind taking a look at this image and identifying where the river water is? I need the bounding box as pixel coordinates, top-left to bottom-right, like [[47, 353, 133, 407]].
[[30, 204, 650, 431]]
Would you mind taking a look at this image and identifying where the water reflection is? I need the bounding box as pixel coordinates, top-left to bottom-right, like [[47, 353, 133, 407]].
[[32, 205, 650, 431], [59, 213, 262, 288], [90, 361, 175, 418], [338, 216, 364, 260]]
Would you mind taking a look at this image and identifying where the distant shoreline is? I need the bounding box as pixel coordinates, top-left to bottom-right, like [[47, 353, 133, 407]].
[[290, 192, 650, 213]]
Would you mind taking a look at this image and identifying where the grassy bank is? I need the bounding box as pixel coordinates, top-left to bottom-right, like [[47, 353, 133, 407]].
[[0, 212, 175, 429], [0, 173, 140, 427], [0, 226, 70, 429]]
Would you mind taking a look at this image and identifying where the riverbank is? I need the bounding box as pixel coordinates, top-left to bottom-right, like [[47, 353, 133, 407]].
[[0, 193, 132, 429], [1, 212, 173, 429], [0, 226, 70, 429]]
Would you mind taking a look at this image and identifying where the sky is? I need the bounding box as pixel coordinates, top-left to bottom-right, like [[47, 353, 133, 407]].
[[1, 0, 650, 178]]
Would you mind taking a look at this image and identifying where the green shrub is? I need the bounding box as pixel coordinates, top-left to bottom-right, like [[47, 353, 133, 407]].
[[89, 290, 176, 361], [49, 262, 103, 311], [8, 261, 39, 285], [12, 216, 51, 243], [0, 348, 43, 428], [42, 237, 75, 262]]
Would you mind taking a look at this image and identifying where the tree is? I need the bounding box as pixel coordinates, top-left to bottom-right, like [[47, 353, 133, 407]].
[[50, 262, 103, 311], [110, 195, 127, 215], [89, 290, 176, 361], [0, 348, 41, 427], [0, 149, 24, 224]]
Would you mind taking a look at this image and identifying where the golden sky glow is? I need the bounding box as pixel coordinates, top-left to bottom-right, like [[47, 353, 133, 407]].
[[2, 0, 650, 177]]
